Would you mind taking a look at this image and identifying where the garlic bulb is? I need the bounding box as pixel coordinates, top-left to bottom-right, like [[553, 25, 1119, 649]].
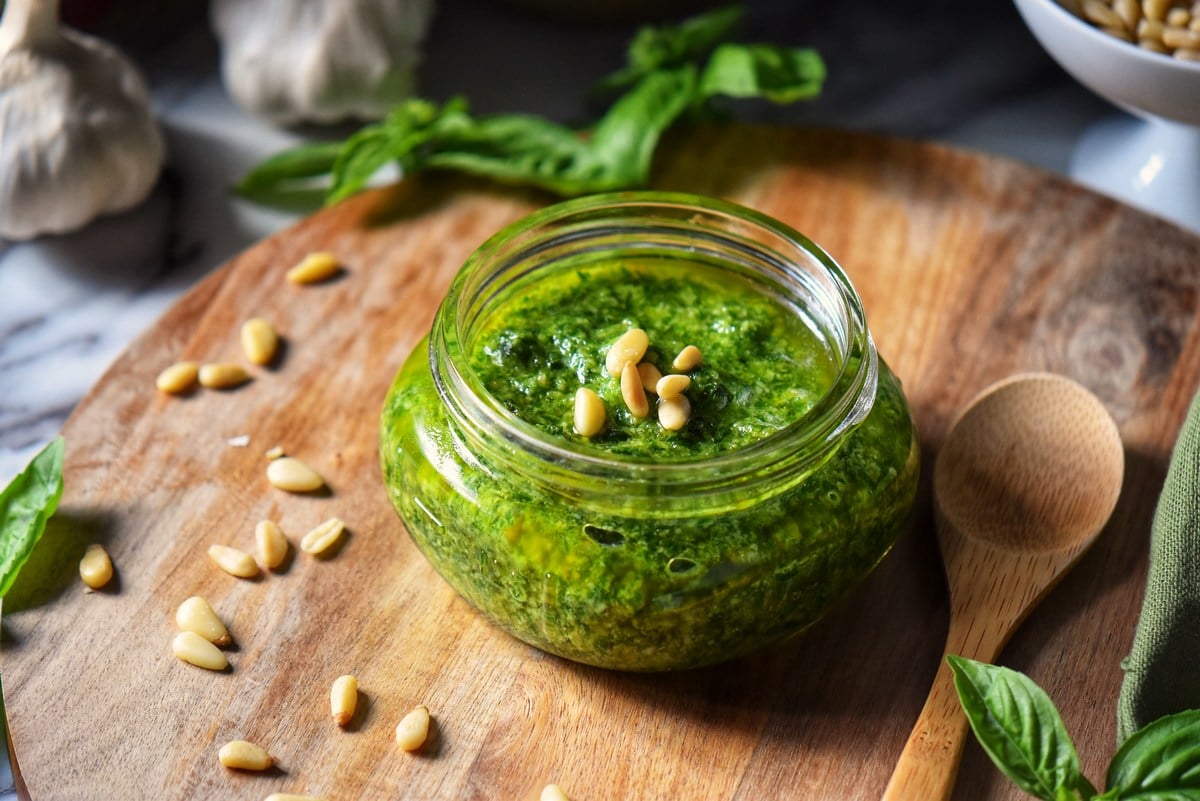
[[0, 0, 165, 241], [210, 0, 437, 126]]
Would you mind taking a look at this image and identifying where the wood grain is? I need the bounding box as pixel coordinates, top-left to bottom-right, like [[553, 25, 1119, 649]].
[[3, 125, 1199, 801]]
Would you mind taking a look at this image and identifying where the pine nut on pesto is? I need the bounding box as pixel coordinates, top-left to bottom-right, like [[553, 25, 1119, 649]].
[[380, 193, 919, 671]]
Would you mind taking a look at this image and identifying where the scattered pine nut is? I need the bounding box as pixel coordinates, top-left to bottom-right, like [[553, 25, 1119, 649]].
[[265, 445, 285, 460], [573, 388, 606, 437], [79, 544, 113, 590], [267, 457, 325, 493], [240, 317, 280, 366], [286, 252, 341, 285], [208, 544, 259, 578], [172, 631, 228, 671], [265, 795, 326, 801], [658, 395, 692, 432], [605, 328, 649, 377], [198, 363, 251, 390], [637, 362, 663, 394], [218, 740, 274, 771], [395, 705, 431, 751], [620, 361, 650, 419], [672, 345, 702, 372], [156, 361, 198, 394], [656, 374, 691, 399], [542, 785, 570, 801], [175, 596, 231, 647], [300, 517, 346, 556], [330, 675, 358, 727], [256, 520, 290, 570]]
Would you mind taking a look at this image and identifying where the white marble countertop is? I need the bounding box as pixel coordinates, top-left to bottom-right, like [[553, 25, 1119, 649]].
[[0, 0, 1192, 484]]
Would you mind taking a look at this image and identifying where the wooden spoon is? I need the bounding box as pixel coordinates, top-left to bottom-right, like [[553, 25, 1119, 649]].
[[882, 372, 1124, 801]]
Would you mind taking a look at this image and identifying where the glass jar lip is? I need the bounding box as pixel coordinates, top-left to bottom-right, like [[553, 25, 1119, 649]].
[[430, 190, 878, 492]]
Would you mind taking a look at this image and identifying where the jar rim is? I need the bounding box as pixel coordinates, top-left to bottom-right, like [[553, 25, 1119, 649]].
[[429, 191, 878, 502]]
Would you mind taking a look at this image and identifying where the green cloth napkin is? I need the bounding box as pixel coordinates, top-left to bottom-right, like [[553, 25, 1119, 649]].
[[1118, 388, 1200, 743]]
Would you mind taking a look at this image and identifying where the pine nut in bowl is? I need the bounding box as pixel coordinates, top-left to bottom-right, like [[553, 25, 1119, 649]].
[[379, 192, 920, 671], [1012, 0, 1200, 231]]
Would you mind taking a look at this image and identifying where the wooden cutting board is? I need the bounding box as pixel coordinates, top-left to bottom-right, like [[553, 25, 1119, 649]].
[[5, 125, 1200, 801]]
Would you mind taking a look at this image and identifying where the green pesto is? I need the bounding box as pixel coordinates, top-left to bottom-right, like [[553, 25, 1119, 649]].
[[468, 258, 836, 457], [380, 259, 920, 671]]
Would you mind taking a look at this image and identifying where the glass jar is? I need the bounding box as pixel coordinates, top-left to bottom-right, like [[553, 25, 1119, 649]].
[[379, 192, 919, 671]]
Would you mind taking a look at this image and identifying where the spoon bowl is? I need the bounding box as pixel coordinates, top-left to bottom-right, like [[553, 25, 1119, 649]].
[[883, 372, 1124, 800]]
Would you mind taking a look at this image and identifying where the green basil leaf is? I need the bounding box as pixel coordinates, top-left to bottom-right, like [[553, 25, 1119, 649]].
[[948, 655, 1092, 801], [327, 126, 396, 204], [235, 141, 343, 196], [698, 43, 826, 104], [427, 114, 614, 195], [0, 437, 65, 598], [1105, 709, 1200, 799], [588, 66, 698, 186], [598, 5, 742, 94]]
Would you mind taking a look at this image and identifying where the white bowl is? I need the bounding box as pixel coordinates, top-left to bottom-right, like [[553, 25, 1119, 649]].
[[1012, 0, 1200, 126]]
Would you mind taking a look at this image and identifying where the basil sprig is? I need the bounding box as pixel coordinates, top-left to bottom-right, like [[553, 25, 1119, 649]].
[[949, 655, 1200, 800], [0, 437, 64, 598], [237, 6, 825, 207]]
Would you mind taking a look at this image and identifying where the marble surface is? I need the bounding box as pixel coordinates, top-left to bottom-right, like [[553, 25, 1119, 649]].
[[0, 0, 1192, 484]]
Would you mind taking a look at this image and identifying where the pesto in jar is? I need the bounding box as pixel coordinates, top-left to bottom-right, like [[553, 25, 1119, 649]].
[[381, 253, 919, 671]]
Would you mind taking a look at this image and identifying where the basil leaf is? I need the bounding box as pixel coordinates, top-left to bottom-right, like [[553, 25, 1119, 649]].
[[598, 5, 742, 94], [0, 438, 64, 598], [588, 66, 698, 187], [236, 141, 343, 195], [699, 43, 826, 104], [1105, 709, 1200, 799], [948, 656, 1093, 801]]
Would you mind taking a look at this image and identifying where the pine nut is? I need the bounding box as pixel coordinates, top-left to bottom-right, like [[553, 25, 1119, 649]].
[[176, 596, 231, 647], [267, 457, 325, 493], [79, 544, 113, 589], [1114, 0, 1142, 27], [256, 520, 290, 570], [542, 785, 570, 801], [1167, 6, 1191, 26], [605, 328, 649, 377], [1192, 16, 1200, 30], [620, 361, 650, 419], [218, 740, 274, 771], [1084, 0, 1125, 27], [300, 517, 345, 555], [656, 374, 691, 399], [1163, 24, 1200, 46], [286, 252, 341, 285], [1144, 0, 1170, 21], [265, 795, 325, 801], [573, 388, 606, 437], [265, 445, 285, 460], [672, 345, 702, 372], [208, 544, 259, 578], [1138, 17, 1166, 39], [240, 318, 279, 366], [172, 631, 228, 671], [156, 361, 198, 394], [1102, 23, 1135, 39], [637, 362, 662, 394], [198, 363, 251, 390], [395, 705, 431, 751], [1176, 45, 1200, 57], [330, 674, 358, 727], [658, 395, 692, 431]]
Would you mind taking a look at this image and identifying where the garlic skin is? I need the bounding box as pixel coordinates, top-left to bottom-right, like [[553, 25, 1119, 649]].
[[210, 0, 437, 126], [0, 0, 165, 241]]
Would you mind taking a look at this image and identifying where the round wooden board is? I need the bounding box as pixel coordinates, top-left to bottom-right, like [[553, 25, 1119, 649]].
[[5, 125, 1200, 800]]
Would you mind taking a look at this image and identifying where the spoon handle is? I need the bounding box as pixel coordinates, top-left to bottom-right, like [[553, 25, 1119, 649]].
[[879, 653, 969, 801]]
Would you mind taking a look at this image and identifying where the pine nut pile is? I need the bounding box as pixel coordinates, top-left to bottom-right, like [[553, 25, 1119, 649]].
[[1069, 0, 1200, 60], [575, 327, 703, 437], [79, 250, 578, 800]]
